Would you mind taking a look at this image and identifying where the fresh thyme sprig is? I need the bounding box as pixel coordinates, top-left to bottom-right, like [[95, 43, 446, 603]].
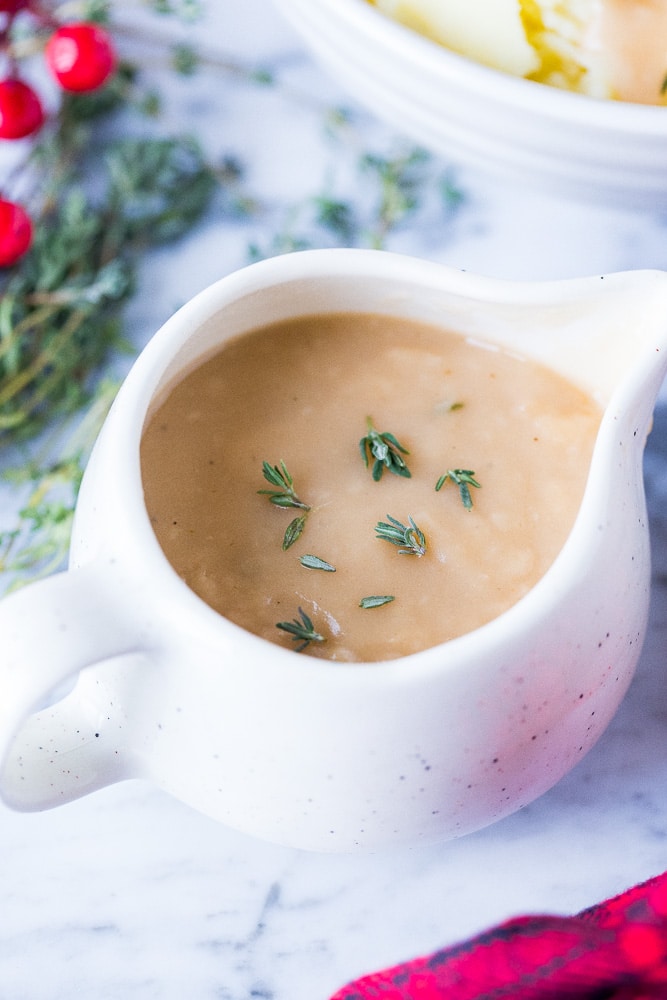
[[258, 460, 310, 509], [247, 134, 464, 261], [359, 417, 411, 481], [435, 469, 481, 510], [258, 460, 311, 550], [275, 606, 325, 652], [375, 514, 427, 556], [0, 457, 82, 589], [0, 379, 118, 593], [0, 61, 219, 444]]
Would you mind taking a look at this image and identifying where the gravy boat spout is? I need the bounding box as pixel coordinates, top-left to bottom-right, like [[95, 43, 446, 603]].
[[398, 264, 667, 841]]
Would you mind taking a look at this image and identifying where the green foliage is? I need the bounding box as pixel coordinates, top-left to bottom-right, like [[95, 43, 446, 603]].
[[0, 380, 118, 590], [248, 126, 464, 260], [0, 94, 216, 444], [146, 0, 204, 20]]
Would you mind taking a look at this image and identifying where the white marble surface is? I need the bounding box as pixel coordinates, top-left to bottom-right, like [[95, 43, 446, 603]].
[[2, 3, 667, 998]]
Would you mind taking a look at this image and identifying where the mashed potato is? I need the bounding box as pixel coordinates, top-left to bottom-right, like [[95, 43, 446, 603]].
[[368, 0, 667, 104]]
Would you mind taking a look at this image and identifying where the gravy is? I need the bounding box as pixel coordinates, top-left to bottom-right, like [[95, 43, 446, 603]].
[[141, 313, 601, 661]]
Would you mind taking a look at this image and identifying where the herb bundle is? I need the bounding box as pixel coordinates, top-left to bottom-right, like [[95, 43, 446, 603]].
[[0, 85, 216, 443], [0, 2, 225, 588]]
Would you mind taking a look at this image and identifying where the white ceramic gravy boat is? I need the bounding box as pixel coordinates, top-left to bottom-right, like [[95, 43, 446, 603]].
[[1, 249, 667, 853]]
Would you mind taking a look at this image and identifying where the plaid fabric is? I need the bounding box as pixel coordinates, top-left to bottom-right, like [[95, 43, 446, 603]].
[[330, 872, 667, 999]]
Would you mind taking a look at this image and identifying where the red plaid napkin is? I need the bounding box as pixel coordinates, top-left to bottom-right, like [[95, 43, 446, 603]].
[[330, 871, 667, 999]]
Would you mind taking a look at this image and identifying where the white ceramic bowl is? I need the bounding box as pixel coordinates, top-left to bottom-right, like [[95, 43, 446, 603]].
[[273, 0, 667, 210]]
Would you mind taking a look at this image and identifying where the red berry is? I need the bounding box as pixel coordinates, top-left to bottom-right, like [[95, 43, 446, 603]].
[[0, 77, 44, 139], [45, 22, 116, 93], [0, 1, 29, 13], [0, 198, 32, 266]]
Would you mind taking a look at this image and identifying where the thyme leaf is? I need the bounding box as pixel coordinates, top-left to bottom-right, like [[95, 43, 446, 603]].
[[283, 515, 308, 551], [359, 417, 411, 481], [359, 595, 395, 609], [435, 469, 481, 510], [375, 514, 427, 557], [276, 607, 325, 652], [300, 554, 336, 572]]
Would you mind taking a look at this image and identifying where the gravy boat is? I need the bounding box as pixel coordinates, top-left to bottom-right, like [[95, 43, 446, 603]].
[[1, 249, 667, 852]]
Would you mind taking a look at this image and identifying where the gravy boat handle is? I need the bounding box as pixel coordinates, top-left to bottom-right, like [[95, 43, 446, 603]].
[[0, 565, 149, 810]]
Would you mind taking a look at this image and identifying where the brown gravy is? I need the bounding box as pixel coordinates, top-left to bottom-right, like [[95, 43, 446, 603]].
[[141, 312, 601, 661]]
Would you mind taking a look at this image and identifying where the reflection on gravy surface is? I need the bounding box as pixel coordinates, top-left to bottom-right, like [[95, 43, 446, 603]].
[[141, 313, 601, 661]]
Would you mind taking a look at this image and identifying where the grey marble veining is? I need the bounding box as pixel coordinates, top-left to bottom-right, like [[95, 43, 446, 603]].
[[1, 3, 667, 998]]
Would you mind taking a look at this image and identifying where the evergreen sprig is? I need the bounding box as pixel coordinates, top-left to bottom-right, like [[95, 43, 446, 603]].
[[0, 123, 216, 442]]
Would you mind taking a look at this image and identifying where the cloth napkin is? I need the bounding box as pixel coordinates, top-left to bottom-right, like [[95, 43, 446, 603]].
[[330, 871, 667, 999]]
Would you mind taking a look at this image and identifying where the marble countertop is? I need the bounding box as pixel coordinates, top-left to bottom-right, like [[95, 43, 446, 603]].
[[2, 3, 667, 998]]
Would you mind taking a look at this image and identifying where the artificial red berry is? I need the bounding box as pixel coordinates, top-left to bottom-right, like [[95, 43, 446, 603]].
[[0, 77, 44, 139], [0, 198, 32, 266], [0, 1, 30, 13], [45, 22, 116, 93]]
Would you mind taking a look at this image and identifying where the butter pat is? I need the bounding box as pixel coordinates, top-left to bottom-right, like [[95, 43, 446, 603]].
[[369, 0, 667, 104]]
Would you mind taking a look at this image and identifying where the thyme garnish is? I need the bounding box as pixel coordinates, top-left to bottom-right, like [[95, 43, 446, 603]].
[[258, 460, 311, 509], [258, 460, 312, 550], [359, 595, 395, 609], [283, 515, 308, 551], [435, 469, 481, 510], [275, 606, 325, 652], [375, 514, 426, 556], [300, 554, 336, 572], [359, 417, 411, 481]]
